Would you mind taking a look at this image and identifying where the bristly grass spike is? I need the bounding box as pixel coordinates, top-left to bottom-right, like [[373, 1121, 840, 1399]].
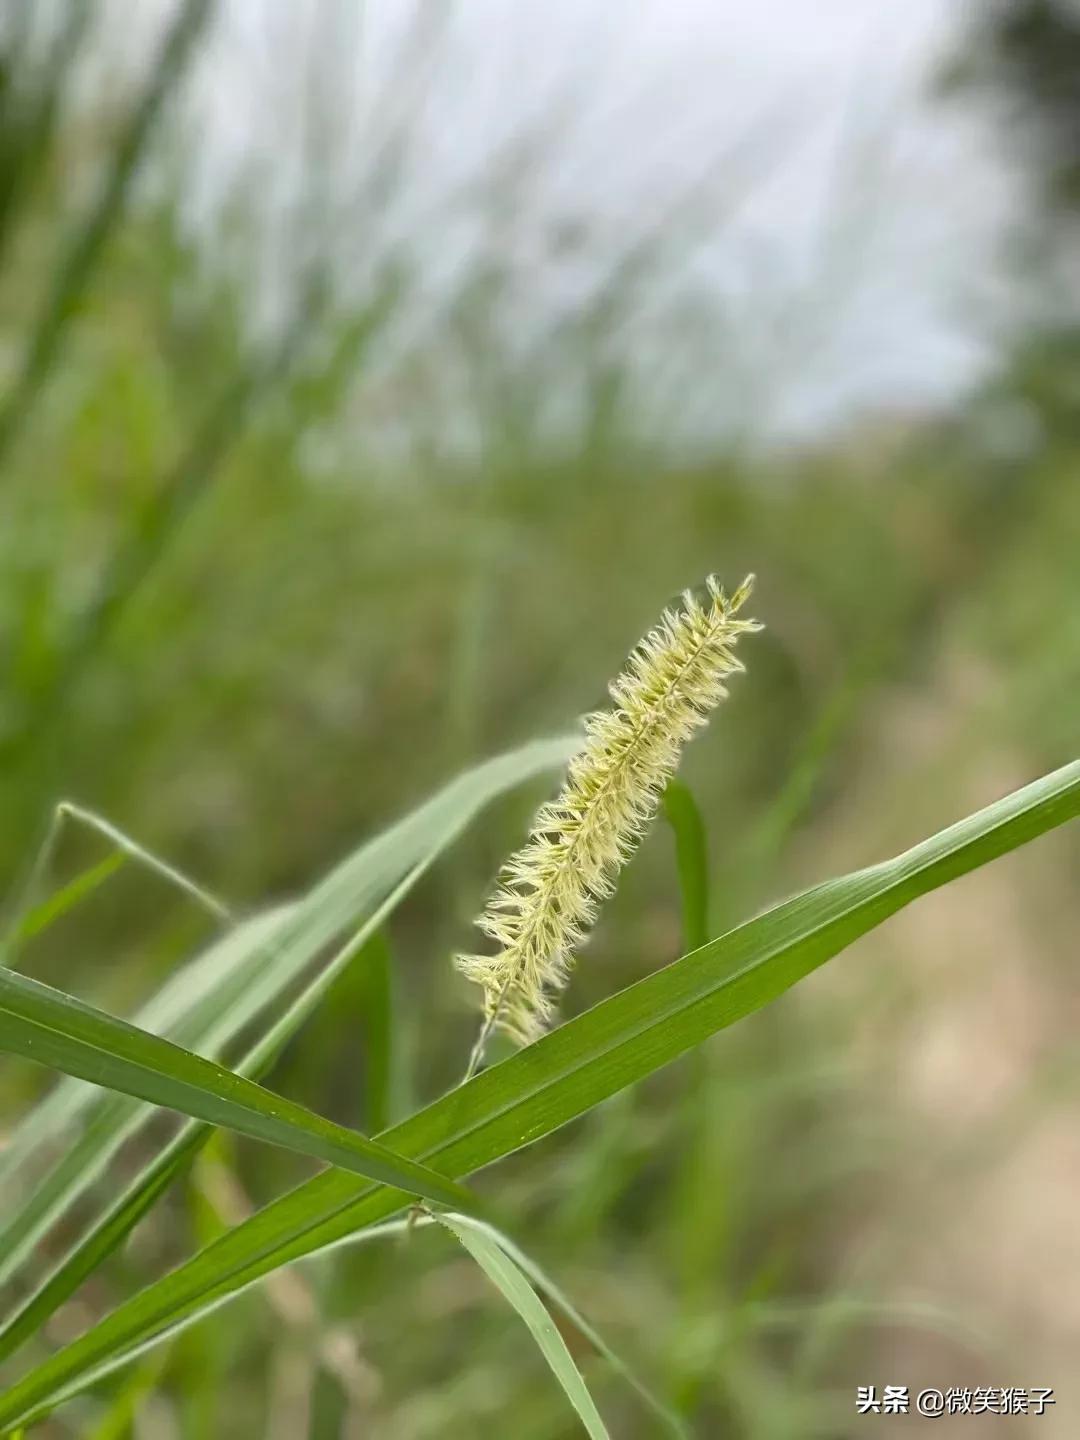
[[457, 573, 761, 1075]]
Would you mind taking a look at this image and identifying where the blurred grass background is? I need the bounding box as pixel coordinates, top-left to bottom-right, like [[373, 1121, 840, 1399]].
[[1, 1, 1078, 1436]]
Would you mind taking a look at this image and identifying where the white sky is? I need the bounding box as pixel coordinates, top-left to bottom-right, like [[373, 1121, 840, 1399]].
[[144, 0, 1021, 443]]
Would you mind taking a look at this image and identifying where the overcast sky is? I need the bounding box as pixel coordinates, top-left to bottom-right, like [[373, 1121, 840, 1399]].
[[164, 0, 1021, 443]]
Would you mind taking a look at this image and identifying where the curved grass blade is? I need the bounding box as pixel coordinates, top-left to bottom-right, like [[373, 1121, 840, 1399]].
[[429, 1215, 688, 1439], [0, 737, 578, 1288], [0, 867, 418, 1366], [5, 1202, 686, 1438], [0, 908, 286, 1203], [8, 854, 126, 950], [0, 910, 290, 1290], [0, 963, 479, 1214], [2, 758, 1076, 1427], [51, 801, 232, 925], [0, 740, 577, 1354], [0, 1210, 683, 1432], [2, 736, 579, 1182], [434, 1213, 610, 1440]]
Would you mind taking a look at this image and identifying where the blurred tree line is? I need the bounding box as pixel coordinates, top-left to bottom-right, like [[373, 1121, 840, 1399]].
[[952, 0, 1080, 212]]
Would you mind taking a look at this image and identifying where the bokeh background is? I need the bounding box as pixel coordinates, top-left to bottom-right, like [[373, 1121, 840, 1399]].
[[1, 1, 1078, 1435]]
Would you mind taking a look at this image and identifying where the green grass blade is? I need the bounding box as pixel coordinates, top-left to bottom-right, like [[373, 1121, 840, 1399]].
[[434, 1213, 611, 1440], [0, 737, 577, 1287], [2, 758, 1076, 1427], [0, 909, 287, 1199], [662, 780, 710, 951], [2, 738, 576, 1179], [9, 853, 126, 947], [435, 1215, 689, 1439], [0, 1124, 196, 1370], [2, 1221, 418, 1424], [51, 802, 232, 925], [0, 871, 419, 1365], [0, 911, 290, 1289], [0, 963, 479, 1214], [0, 741, 576, 1350]]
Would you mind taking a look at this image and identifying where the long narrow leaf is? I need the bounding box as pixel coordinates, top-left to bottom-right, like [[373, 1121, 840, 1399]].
[[0, 911, 290, 1289], [2, 758, 1076, 1427], [0, 964, 479, 1214], [434, 1213, 611, 1440], [430, 1215, 688, 1439], [0, 739, 576, 1355], [1, 738, 577, 1180], [0, 736, 578, 1287], [10, 853, 126, 947], [0, 867, 419, 1365], [5, 1203, 687, 1437], [0, 909, 287, 1199]]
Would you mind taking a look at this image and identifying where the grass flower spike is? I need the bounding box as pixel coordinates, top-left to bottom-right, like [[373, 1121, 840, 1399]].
[[457, 573, 761, 1063]]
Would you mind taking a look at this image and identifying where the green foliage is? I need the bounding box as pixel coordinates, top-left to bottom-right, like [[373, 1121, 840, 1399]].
[[0, 738, 573, 1363], [1, 7, 1078, 1436], [0, 961, 482, 1214], [434, 1214, 611, 1440], [0, 757, 1075, 1431]]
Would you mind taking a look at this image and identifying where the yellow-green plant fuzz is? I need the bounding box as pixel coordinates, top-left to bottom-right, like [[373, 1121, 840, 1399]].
[[456, 574, 761, 1049]]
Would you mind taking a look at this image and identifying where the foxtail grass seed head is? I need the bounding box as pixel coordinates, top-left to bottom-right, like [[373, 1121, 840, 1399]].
[[456, 574, 761, 1049]]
